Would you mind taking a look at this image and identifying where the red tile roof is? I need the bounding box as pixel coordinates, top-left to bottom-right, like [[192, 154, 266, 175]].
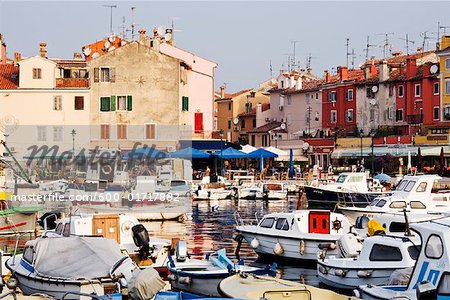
[[0, 64, 19, 89], [215, 89, 252, 100], [248, 121, 281, 133], [364, 51, 435, 67]]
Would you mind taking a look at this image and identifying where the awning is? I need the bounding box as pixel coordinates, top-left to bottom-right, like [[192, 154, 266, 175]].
[[264, 146, 288, 156], [240, 144, 258, 154], [212, 147, 248, 159], [331, 146, 419, 159], [420, 146, 450, 156]]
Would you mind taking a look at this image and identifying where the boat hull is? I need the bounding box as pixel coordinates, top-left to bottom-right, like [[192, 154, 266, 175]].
[[304, 186, 381, 210]]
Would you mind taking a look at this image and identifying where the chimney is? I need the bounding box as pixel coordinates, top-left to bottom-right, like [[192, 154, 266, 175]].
[[296, 77, 302, 90], [324, 70, 330, 83], [256, 103, 264, 127], [307, 68, 312, 75], [392, 51, 403, 57], [416, 47, 423, 53], [13, 52, 21, 65], [290, 74, 296, 88], [338, 66, 348, 81], [220, 85, 226, 98], [406, 58, 417, 79], [370, 64, 377, 76], [73, 52, 82, 60], [379, 60, 389, 81], [138, 29, 146, 42], [39, 42, 47, 58], [0, 34, 6, 64]]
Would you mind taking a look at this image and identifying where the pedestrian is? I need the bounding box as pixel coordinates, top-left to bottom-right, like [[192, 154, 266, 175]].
[[204, 166, 211, 177]]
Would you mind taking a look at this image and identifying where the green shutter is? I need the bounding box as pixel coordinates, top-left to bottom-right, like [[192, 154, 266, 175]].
[[127, 95, 133, 111], [182, 96, 189, 111], [100, 97, 111, 112], [110, 95, 116, 111]]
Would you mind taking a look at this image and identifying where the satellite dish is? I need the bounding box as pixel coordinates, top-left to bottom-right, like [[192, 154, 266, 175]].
[[83, 47, 91, 56], [157, 26, 166, 36], [302, 142, 310, 151], [164, 33, 172, 41], [371, 86, 378, 93], [91, 52, 100, 59], [369, 99, 376, 106], [430, 64, 438, 74], [108, 46, 116, 52], [0, 115, 19, 135], [104, 41, 111, 48], [280, 123, 286, 130], [233, 118, 239, 125]]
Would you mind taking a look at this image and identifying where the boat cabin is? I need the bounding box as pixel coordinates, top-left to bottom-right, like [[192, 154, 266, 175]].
[[325, 172, 383, 193]]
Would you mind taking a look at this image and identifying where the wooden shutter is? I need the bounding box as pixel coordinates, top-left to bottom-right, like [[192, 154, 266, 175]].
[[94, 68, 99, 83], [110, 68, 116, 82], [182, 96, 189, 111], [75, 96, 84, 110], [100, 97, 111, 111], [127, 95, 133, 111], [110, 96, 116, 111]]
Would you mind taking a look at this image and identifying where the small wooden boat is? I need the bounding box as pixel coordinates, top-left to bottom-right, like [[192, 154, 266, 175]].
[[167, 248, 275, 297], [218, 273, 359, 300]]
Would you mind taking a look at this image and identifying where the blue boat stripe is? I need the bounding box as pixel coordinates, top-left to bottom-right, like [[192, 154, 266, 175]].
[[20, 259, 34, 273]]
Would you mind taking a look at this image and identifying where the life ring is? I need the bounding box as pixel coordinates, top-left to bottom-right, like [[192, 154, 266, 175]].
[[102, 165, 113, 175], [332, 218, 342, 231]]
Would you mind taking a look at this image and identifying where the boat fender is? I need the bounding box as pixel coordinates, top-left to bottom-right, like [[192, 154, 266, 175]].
[[175, 240, 188, 262], [6, 277, 18, 290], [300, 240, 305, 255], [318, 243, 336, 250], [353, 289, 361, 298], [357, 270, 373, 278], [318, 265, 328, 275], [250, 238, 259, 249], [334, 269, 348, 277], [273, 242, 284, 255], [178, 276, 192, 285]]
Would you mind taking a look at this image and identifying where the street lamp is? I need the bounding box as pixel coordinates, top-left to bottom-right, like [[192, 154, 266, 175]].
[[219, 129, 224, 176], [370, 130, 375, 176], [71, 129, 77, 157]]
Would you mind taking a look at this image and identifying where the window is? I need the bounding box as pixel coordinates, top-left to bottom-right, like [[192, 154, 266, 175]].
[[369, 244, 403, 261], [100, 67, 110, 82], [53, 126, 63, 142], [410, 201, 426, 209], [375, 199, 387, 207], [259, 217, 275, 228], [446, 79, 450, 95], [53, 95, 62, 111], [416, 182, 427, 192], [336, 175, 347, 183], [389, 201, 406, 208], [182, 96, 189, 111], [346, 89, 353, 101], [100, 124, 110, 140], [434, 107, 440, 120], [275, 218, 289, 230], [287, 95, 292, 105], [446, 59, 450, 69], [370, 109, 375, 122], [37, 126, 47, 141], [425, 234, 443, 259], [23, 246, 34, 263], [315, 93, 319, 100], [63, 224, 71, 237], [145, 123, 156, 140], [74, 96, 84, 110], [404, 181, 416, 192], [305, 94, 310, 104], [262, 135, 268, 147], [396, 109, 403, 122], [408, 246, 420, 260], [346, 109, 354, 122], [281, 81, 284, 88], [434, 82, 439, 95], [331, 110, 337, 123], [398, 85, 404, 97], [228, 103, 232, 110], [329, 91, 337, 102], [117, 96, 127, 111], [241, 119, 245, 129], [252, 119, 256, 128], [100, 97, 111, 112], [415, 84, 421, 97], [117, 124, 127, 140], [251, 135, 255, 146], [389, 222, 407, 233], [228, 120, 231, 130], [32, 68, 42, 79]]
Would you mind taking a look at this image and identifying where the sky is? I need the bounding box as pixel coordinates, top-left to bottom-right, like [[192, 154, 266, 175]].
[[1, 1, 450, 92]]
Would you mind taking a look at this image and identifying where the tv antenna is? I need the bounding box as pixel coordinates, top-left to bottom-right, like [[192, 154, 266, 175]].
[[420, 28, 433, 51], [364, 36, 377, 61], [376, 32, 394, 58], [269, 60, 273, 79], [130, 7, 136, 40], [350, 49, 356, 69], [103, 4, 117, 35], [399, 34, 415, 55], [306, 53, 316, 70], [291, 40, 300, 69]]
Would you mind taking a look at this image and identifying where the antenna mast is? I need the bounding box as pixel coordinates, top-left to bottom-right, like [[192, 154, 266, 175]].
[[364, 36, 377, 61], [399, 34, 415, 55], [306, 53, 315, 70], [377, 32, 394, 57], [291, 40, 299, 70], [131, 6, 136, 40], [103, 4, 117, 35]]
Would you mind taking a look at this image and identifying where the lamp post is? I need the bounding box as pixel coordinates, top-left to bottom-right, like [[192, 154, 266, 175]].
[[219, 129, 224, 176], [71, 129, 77, 157], [370, 130, 375, 176], [359, 129, 364, 166]]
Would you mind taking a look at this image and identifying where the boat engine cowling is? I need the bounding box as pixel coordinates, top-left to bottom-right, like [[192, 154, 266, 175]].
[[132, 224, 151, 260], [175, 240, 188, 262], [337, 233, 362, 258]]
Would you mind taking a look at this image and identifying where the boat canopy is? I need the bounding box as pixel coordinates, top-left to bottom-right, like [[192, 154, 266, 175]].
[[32, 236, 124, 279]]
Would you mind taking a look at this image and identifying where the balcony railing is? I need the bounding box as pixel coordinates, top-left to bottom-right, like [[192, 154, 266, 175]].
[[56, 78, 89, 88]]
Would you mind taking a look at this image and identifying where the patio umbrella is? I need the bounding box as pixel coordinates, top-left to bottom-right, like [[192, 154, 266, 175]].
[[289, 149, 294, 179], [123, 146, 167, 159], [440, 147, 445, 176], [212, 147, 248, 159], [169, 147, 210, 159], [417, 147, 422, 172], [374, 173, 391, 182], [247, 148, 278, 171]]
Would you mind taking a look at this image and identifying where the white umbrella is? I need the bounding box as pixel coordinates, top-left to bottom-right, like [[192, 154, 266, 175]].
[[240, 144, 258, 154], [264, 146, 288, 156]]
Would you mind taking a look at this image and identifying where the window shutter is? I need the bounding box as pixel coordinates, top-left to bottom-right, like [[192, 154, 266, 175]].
[[100, 97, 110, 111], [110, 95, 116, 111], [94, 68, 99, 83], [110, 68, 116, 83], [127, 95, 133, 111]]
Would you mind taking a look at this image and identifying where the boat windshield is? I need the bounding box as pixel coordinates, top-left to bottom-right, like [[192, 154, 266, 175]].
[[336, 175, 347, 183], [259, 217, 275, 228], [171, 180, 186, 187], [396, 180, 409, 191], [408, 245, 421, 260]]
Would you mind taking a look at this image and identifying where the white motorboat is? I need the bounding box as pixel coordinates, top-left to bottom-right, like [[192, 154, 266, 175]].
[[340, 175, 450, 224], [305, 172, 389, 210], [355, 216, 450, 300], [167, 247, 275, 297], [237, 181, 288, 200], [192, 176, 231, 200], [235, 210, 352, 261], [317, 233, 420, 289], [5, 236, 141, 299], [219, 273, 359, 300]]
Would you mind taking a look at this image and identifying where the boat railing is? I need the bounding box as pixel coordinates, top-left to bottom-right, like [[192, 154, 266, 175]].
[[233, 211, 259, 226]]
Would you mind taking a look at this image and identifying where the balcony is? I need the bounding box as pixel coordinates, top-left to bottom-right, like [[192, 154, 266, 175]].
[[56, 78, 89, 89], [407, 114, 423, 125]]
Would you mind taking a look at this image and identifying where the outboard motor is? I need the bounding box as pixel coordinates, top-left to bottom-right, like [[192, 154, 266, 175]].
[[37, 211, 61, 230], [175, 240, 188, 262], [132, 224, 151, 260]]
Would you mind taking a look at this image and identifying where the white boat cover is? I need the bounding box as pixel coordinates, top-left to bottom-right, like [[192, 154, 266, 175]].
[[33, 237, 124, 279], [128, 267, 165, 300], [388, 267, 413, 285]]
